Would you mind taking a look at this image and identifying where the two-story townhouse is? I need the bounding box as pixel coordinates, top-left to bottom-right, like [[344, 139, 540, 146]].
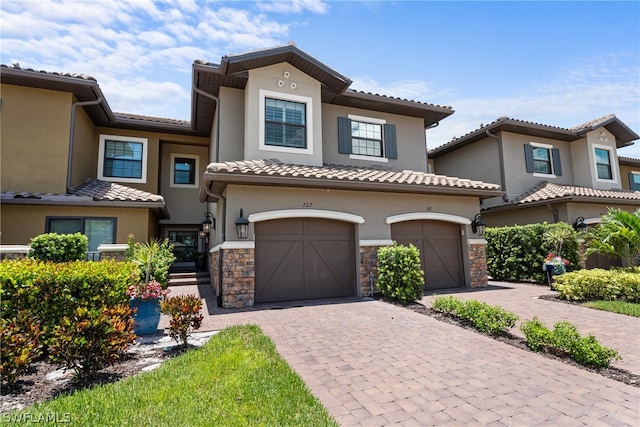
[[428, 115, 640, 267], [0, 65, 211, 269], [195, 45, 503, 307]]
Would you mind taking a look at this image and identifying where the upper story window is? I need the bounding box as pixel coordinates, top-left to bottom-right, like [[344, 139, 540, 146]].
[[594, 147, 612, 180], [265, 98, 306, 148], [259, 90, 314, 155], [338, 115, 397, 162], [524, 142, 562, 178], [630, 172, 640, 191], [98, 134, 148, 184], [170, 153, 199, 188]]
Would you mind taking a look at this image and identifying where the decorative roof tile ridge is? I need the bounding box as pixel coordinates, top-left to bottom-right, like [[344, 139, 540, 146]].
[[344, 89, 452, 110], [1, 63, 97, 81], [113, 112, 190, 126], [570, 113, 616, 132]]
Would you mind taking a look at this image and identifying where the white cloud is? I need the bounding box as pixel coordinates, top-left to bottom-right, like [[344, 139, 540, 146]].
[[256, 0, 329, 14]]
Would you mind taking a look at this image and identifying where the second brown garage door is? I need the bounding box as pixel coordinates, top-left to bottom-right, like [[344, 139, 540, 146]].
[[255, 218, 356, 303], [391, 220, 464, 290]]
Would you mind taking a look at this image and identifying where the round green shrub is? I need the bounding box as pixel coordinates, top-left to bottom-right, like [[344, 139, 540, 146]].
[[377, 243, 424, 304]]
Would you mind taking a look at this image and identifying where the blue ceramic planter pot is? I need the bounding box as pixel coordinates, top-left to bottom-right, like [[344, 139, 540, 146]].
[[130, 298, 161, 335]]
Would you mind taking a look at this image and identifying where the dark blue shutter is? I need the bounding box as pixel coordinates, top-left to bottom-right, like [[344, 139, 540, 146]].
[[551, 148, 562, 176], [384, 124, 398, 159], [337, 117, 352, 154], [630, 172, 639, 191], [524, 144, 534, 173]]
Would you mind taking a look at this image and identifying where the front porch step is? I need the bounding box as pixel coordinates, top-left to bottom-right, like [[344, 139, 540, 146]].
[[168, 272, 210, 287]]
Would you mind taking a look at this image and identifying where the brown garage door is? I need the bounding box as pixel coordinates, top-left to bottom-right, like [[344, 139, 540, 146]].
[[391, 220, 463, 290], [255, 218, 356, 303]]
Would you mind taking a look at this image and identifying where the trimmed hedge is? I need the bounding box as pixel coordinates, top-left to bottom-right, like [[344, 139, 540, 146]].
[[485, 222, 579, 283], [553, 268, 640, 302], [0, 259, 138, 342], [431, 296, 519, 335], [29, 232, 88, 262], [377, 243, 425, 304]]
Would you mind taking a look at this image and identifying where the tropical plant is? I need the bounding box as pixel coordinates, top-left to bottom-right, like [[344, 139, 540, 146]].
[[127, 239, 176, 287], [543, 225, 574, 260], [585, 208, 640, 266]]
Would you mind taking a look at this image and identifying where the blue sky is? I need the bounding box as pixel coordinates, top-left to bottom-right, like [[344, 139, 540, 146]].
[[2, 0, 639, 156]]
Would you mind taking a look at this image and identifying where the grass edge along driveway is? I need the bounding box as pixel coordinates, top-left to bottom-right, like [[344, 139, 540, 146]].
[[12, 324, 337, 427]]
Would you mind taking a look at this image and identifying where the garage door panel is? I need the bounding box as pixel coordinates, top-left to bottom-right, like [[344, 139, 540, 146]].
[[305, 239, 355, 299], [255, 218, 355, 303], [255, 239, 304, 303], [391, 220, 463, 290]]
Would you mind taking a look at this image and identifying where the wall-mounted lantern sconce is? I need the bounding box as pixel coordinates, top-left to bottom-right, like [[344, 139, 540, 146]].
[[471, 213, 486, 237], [235, 209, 249, 240], [573, 216, 587, 233], [201, 212, 215, 234]]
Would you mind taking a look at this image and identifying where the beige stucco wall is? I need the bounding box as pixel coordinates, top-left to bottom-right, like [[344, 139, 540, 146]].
[[432, 136, 501, 186], [217, 87, 245, 162], [159, 142, 209, 224], [70, 103, 98, 188], [216, 184, 481, 244], [501, 132, 575, 200], [0, 204, 153, 245], [1, 85, 72, 194], [322, 104, 429, 172], [244, 64, 323, 166]]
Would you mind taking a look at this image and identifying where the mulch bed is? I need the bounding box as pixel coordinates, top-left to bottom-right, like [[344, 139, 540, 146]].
[[1, 344, 190, 413], [377, 295, 640, 388]]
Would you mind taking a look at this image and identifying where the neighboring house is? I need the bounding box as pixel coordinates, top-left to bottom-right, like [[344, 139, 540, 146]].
[[195, 44, 503, 307], [0, 65, 210, 268], [428, 115, 640, 268], [619, 156, 640, 191]]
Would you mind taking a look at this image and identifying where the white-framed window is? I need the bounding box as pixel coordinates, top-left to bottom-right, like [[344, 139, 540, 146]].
[[348, 114, 387, 161], [259, 90, 313, 155], [98, 134, 148, 184], [170, 153, 199, 188], [592, 144, 616, 182], [524, 142, 561, 178], [630, 171, 640, 191], [338, 114, 397, 162]]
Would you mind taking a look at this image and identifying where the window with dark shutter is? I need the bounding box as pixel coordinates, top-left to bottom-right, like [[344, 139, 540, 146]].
[[337, 116, 352, 154], [384, 124, 398, 159], [525, 143, 561, 176], [338, 116, 397, 159]]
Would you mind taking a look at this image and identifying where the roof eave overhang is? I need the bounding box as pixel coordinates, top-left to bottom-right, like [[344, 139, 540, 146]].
[[200, 172, 503, 202], [429, 119, 579, 158], [1, 197, 170, 219], [482, 196, 640, 213]]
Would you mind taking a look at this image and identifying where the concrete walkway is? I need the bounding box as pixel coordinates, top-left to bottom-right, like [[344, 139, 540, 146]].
[[163, 283, 639, 426]]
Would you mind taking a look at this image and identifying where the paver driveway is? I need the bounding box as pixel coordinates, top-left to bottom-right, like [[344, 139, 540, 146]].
[[166, 285, 639, 426]]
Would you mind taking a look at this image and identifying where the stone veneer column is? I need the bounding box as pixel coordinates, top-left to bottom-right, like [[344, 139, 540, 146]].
[[220, 247, 255, 308], [209, 249, 220, 297], [359, 243, 392, 296], [468, 239, 488, 287]]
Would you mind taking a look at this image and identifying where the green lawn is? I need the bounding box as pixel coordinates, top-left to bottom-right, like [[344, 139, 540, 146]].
[[15, 325, 337, 427], [581, 300, 640, 317]]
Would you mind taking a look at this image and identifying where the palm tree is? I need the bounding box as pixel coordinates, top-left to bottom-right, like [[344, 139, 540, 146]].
[[586, 208, 640, 267]]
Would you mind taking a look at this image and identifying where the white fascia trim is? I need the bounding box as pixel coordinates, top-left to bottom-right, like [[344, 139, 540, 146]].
[[210, 241, 256, 253], [348, 114, 386, 125], [359, 239, 394, 247], [349, 154, 388, 163], [467, 239, 488, 245], [0, 245, 31, 254], [97, 244, 129, 252], [249, 209, 365, 224], [385, 212, 472, 225], [584, 217, 602, 225]]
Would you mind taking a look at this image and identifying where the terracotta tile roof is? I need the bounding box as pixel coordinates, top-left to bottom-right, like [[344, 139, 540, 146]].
[[204, 159, 501, 197], [71, 179, 165, 202], [619, 156, 640, 166], [1, 179, 168, 218], [570, 114, 616, 132], [344, 89, 452, 111], [0, 63, 97, 81], [114, 112, 190, 127], [513, 182, 640, 205]]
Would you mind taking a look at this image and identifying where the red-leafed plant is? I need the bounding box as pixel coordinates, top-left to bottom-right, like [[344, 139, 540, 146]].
[[0, 311, 43, 387], [160, 295, 204, 349]]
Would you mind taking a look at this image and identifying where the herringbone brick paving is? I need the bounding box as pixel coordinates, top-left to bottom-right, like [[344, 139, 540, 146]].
[[165, 282, 639, 426]]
